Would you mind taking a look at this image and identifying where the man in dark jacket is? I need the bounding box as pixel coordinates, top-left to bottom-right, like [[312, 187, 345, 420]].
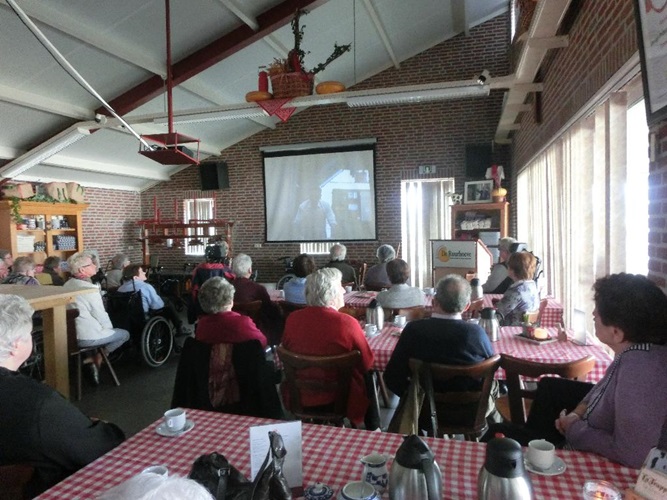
[[0, 294, 125, 496]]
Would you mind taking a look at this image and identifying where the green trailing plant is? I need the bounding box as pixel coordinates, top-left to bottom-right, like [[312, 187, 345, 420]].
[[9, 198, 22, 224]]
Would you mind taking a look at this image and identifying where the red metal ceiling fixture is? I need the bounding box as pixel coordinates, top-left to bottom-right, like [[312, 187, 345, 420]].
[[139, 0, 200, 165]]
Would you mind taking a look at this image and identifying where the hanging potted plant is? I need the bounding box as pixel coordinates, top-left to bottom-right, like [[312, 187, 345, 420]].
[[9, 198, 26, 228]]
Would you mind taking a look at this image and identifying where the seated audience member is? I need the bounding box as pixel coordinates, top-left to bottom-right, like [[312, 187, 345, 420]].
[[98, 473, 214, 500], [283, 253, 316, 305], [190, 241, 235, 320], [384, 274, 497, 411], [105, 253, 130, 290], [484, 273, 667, 469], [325, 243, 357, 284], [42, 256, 65, 286], [63, 252, 130, 384], [482, 237, 517, 294], [195, 277, 267, 348], [2, 256, 39, 285], [495, 251, 539, 326], [1, 249, 14, 270], [0, 294, 125, 496], [364, 244, 395, 289], [281, 268, 374, 427], [117, 264, 186, 334], [232, 253, 282, 341], [376, 259, 426, 309]]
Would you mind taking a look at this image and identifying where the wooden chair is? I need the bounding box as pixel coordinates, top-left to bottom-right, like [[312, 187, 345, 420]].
[[339, 306, 365, 320], [0, 464, 34, 500], [409, 354, 501, 441], [498, 354, 596, 425], [277, 345, 361, 427], [232, 300, 263, 326], [66, 308, 120, 400], [358, 263, 367, 289], [278, 301, 306, 320]]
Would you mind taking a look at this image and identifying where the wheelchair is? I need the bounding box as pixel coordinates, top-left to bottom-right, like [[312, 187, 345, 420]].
[[106, 290, 175, 368]]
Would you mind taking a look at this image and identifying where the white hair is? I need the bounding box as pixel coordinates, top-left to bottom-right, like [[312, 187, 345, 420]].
[[0, 295, 34, 361], [376, 244, 396, 263], [329, 244, 346, 261], [198, 277, 235, 314], [305, 268, 343, 307], [232, 253, 252, 276], [68, 251, 94, 275], [97, 473, 214, 500]]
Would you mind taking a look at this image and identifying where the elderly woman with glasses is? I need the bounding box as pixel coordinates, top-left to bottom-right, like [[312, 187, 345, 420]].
[[281, 268, 375, 427], [63, 252, 130, 384]]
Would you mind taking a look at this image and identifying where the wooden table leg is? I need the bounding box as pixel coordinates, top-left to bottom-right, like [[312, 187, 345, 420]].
[[41, 305, 70, 399]]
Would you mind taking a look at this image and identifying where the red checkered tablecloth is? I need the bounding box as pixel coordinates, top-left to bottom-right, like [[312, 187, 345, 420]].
[[37, 410, 637, 499], [368, 325, 612, 384]]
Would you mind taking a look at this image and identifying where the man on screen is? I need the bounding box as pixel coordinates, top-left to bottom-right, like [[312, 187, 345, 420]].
[[293, 185, 337, 239]]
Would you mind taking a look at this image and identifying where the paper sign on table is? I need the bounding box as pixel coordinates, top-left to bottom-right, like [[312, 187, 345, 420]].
[[249, 420, 303, 490]]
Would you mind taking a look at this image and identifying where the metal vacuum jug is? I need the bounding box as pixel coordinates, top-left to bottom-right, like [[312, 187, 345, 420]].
[[477, 437, 534, 500], [366, 298, 384, 330], [389, 435, 442, 500], [479, 307, 500, 342]]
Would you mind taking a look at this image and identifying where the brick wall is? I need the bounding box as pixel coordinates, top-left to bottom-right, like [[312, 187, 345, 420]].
[[507, 0, 667, 287], [129, 14, 513, 282]]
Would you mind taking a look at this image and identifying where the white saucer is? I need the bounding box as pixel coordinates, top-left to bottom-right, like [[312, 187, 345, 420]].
[[155, 419, 194, 437], [524, 456, 566, 476]]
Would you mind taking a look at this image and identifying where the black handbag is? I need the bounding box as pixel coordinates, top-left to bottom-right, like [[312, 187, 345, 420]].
[[189, 431, 292, 500]]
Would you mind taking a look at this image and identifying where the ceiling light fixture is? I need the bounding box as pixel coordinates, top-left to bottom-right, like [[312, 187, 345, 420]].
[[154, 107, 269, 125], [346, 84, 489, 107], [0, 126, 91, 179]]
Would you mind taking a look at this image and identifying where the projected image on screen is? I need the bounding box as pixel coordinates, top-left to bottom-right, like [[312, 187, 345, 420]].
[[263, 144, 377, 242]]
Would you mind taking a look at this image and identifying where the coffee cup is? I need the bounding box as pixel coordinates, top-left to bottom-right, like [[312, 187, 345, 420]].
[[364, 324, 378, 338], [142, 465, 169, 477], [582, 480, 621, 500], [345, 285, 353, 293], [278, 289, 285, 299], [393, 315, 407, 328], [163, 408, 186, 432], [340, 481, 379, 500], [526, 439, 555, 470]]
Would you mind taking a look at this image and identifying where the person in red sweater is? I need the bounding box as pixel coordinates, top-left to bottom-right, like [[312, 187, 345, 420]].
[[195, 276, 267, 348], [281, 268, 374, 427]]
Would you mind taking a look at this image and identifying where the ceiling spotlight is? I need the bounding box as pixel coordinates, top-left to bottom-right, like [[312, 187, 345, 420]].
[[477, 70, 491, 85]]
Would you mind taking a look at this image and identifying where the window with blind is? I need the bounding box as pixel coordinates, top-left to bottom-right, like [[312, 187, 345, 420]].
[[183, 198, 214, 256]]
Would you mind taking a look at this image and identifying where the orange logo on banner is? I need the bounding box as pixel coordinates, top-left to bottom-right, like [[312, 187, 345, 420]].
[[438, 247, 450, 262]]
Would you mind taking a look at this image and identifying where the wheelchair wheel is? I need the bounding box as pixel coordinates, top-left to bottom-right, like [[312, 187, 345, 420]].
[[140, 316, 174, 368], [276, 273, 296, 290]]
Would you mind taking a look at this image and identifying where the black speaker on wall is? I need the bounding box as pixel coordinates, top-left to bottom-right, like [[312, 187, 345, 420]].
[[200, 161, 230, 190], [465, 144, 493, 178]]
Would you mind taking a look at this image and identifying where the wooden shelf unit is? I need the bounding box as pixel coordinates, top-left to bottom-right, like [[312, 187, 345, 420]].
[[0, 200, 88, 265], [451, 201, 509, 240], [137, 219, 234, 265]]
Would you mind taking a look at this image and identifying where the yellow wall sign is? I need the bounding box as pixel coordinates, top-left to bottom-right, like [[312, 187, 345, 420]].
[[437, 247, 450, 262]]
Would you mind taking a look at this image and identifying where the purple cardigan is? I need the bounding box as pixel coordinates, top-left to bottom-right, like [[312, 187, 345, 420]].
[[565, 343, 667, 468]]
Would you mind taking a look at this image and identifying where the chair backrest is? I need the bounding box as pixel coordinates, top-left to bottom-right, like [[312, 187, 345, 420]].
[[106, 290, 145, 335], [278, 301, 306, 319], [277, 345, 361, 425], [232, 300, 263, 325], [364, 282, 386, 292], [500, 354, 596, 425], [537, 298, 548, 324], [358, 262, 367, 288], [339, 307, 365, 320], [0, 464, 34, 500], [409, 354, 501, 439]]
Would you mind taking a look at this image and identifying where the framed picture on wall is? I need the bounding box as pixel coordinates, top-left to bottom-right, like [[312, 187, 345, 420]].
[[464, 180, 493, 204], [634, 0, 667, 125]]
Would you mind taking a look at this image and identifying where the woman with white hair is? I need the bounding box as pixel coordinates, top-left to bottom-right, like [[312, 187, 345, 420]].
[[325, 243, 357, 284], [364, 244, 395, 289], [98, 473, 214, 500], [281, 268, 374, 427], [0, 294, 124, 496], [63, 252, 130, 383], [195, 276, 267, 348], [482, 236, 517, 294]]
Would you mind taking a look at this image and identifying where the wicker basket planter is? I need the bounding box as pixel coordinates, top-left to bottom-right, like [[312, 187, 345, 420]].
[[270, 72, 314, 98]]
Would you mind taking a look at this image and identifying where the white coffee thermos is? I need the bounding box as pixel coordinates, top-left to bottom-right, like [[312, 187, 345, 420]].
[[471, 278, 483, 301]]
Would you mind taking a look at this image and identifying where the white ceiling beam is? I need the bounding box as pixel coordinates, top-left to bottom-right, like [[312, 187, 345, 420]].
[[527, 35, 569, 50], [0, 83, 91, 119], [215, 0, 259, 31], [31, 155, 172, 181], [0, 0, 166, 77], [362, 0, 400, 69], [451, 0, 469, 37]]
